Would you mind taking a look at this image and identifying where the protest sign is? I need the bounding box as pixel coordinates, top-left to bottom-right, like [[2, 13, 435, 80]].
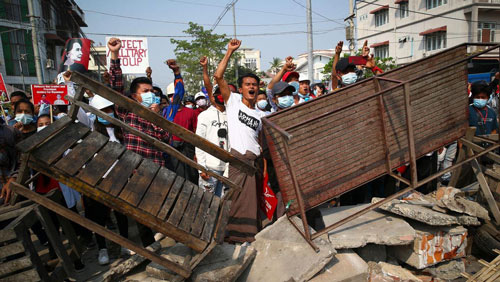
[[59, 38, 92, 73], [0, 73, 8, 104], [106, 36, 149, 74], [32, 85, 69, 105]]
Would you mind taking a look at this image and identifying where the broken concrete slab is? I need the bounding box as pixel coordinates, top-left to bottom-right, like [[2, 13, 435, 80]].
[[423, 259, 465, 280], [320, 204, 415, 249], [310, 249, 369, 282], [355, 244, 387, 263], [372, 197, 481, 226], [388, 222, 467, 269], [238, 215, 336, 282], [369, 262, 423, 282], [146, 243, 194, 281], [434, 187, 490, 221], [190, 243, 256, 282]]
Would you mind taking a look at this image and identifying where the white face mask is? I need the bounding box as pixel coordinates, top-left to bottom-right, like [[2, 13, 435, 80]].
[[185, 104, 194, 109], [37, 125, 48, 132], [196, 99, 207, 107]]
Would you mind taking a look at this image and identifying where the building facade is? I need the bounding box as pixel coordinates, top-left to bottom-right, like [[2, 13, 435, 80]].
[[355, 0, 500, 65], [0, 0, 86, 92], [236, 47, 261, 72], [292, 49, 335, 82]]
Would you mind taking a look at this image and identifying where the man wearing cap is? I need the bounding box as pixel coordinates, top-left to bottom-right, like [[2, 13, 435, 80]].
[[270, 81, 296, 111], [267, 56, 297, 111], [194, 92, 208, 116], [297, 74, 315, 104]]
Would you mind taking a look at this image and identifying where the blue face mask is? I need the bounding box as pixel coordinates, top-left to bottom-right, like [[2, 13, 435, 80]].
[[140, 92, 155, 108], [298, 93, 310, 101], [277, 95, 294, 109], [289, 81, 299, 95], [98, 112, 114, 125], [313, 89, 318, 96], [473, 98, 488, 109], [154, 96, 161, 105], [257, 100, 268, 110], [15, 113, 33, 125], [341, 72, 358, 85]]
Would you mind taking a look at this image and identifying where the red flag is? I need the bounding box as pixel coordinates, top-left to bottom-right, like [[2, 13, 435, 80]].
[[260, 173, 277, 220]]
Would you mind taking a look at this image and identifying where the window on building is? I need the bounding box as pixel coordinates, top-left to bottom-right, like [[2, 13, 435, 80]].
[[245, 58, 257, 70], [374, 45, 389, 59], [426, 0, 447, 9], [477, 22, 496, 43], [425, 31, 446, 51], [1, 29, 36, 76], [399, 2, 409, 18], [375, 9, 388, 27], [1, 0, 29, 22]]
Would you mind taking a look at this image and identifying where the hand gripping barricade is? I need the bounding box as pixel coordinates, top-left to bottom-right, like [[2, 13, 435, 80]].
[[10, 72, 256, 279], [262, 43, 500, 251]]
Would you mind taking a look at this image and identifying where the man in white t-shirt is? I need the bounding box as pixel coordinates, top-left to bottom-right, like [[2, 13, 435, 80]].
[[214, 38, 265, 243]]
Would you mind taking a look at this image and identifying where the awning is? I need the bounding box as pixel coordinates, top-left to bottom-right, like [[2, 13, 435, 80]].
[[370, 5, 389, 14], [419, 26, 447, 36], [44, 33, 65, 45], [395, 0, 408, 4], [370, 41, 389, 48]]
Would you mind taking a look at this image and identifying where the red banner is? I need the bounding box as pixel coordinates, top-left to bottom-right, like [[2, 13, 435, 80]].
[[0, 73, 8, 104], [260, 173, 278, 220], [31, 85, 68, 105], [59, 38, 91, 73]]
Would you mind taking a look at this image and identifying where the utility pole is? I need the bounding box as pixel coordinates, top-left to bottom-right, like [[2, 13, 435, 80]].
[[348, 0, 355, 53], [306, 0, 314, 81], [27, 0, 43, 84], [232, 3, 238, 80]]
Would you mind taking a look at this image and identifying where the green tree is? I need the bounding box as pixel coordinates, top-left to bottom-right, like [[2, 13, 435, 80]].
[[170, 22, 230, 94], [225, 64, 257, 86], [268, 57, 282, 74], [321, 49, 397, 83]]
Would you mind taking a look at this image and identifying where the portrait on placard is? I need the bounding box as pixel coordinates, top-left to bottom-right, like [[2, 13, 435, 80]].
[[59, 38, 91, 73], [32, 85, 69, 105]]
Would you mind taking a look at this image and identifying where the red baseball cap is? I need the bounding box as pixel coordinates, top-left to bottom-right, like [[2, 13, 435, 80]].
[[282, 71, 299, 82]]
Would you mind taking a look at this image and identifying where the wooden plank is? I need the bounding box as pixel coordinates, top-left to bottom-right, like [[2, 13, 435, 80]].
[[55, 131, 109, 176], [98, 150, 142, 196], [0, 256, 32, 277], [0, 229, 17, 244], [190, 192, 214, 237], [119, 159, 160, 206], [68, 86, 85, 120], [201, 196, 221, 242], [0, 206, 33, 223], [471, 159, 500, 224], [0, 268, 40, 282], [10, 182, 193, 278], [15, 115, 72, 153], [32, 122, 90, 165], [76, 141, 126, 186], [68, 72, 256, 175], [0, 200, 32, 214], [179, 186, 204, 232], [69, 97, 243, 193], [13, 224, 51, 282], [157, 176, 185, 220], [214, 199, 232, 244], [0, 241, 24, 260], [22, 160, 209, 253], [138, 167, 176, 216], [167, 182, 194, 227]]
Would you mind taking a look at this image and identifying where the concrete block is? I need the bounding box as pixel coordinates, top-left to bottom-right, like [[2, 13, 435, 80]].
[[146, 243, 193, 280], [388, 222, 467, 269], [355, 244, 387, 263], [435, 187, 490, 221], [310, 249, 369, 282], [369, 262, 423, 282], [372, 197, 481, 226], [190, 243, 256, 282], [238, 216, 336, 282], [423, 259, 465, 280], [321, 204, 415, 249]]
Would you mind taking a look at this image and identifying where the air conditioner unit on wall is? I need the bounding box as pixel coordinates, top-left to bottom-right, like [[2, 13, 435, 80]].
[[46, 59, 54, 69]]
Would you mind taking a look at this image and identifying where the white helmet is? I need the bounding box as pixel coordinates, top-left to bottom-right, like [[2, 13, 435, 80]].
[[89, 95, 113, 110], [166, 82, 175, 95], [195, 92, 206, 100]]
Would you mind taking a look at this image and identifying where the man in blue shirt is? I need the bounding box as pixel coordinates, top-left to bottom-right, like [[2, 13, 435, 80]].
[[469, 81, 498, 135]]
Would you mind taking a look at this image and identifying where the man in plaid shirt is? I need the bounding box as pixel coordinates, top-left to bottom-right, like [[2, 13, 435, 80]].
[[108, 37, 173, 167]]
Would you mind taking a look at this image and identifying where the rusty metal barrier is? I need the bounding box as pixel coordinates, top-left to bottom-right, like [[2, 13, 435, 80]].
[[262, 43, 500, 251]]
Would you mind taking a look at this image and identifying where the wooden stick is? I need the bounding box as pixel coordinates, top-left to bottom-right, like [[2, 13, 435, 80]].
[[49, 104, 53, 122]]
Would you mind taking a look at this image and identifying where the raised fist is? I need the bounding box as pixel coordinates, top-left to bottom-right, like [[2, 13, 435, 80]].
[[108, 37, 122, 53], [362, 40, 370, 58], [199, 56, 208, 67], [228, 39, 241, 51], [146, 67, 152, 76], [166, 59, 180, 73], [335, 41, 343, 55]]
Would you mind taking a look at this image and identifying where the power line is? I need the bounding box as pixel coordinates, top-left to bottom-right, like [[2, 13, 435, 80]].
[[291, 0, 345, 26], [356, 0, 484, 24], [211, 0, 238, 31]]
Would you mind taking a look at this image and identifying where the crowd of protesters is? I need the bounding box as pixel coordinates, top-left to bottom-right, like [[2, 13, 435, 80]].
[[1, 36, 500, 269]]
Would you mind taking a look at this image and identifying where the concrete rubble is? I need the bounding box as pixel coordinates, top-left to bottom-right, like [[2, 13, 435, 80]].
[[388, 222, 467, 269], [422, 259, 465, 280], [434, 186, 490, 221], [238, 215, 336, 282], [309, 249, 369, 282], [372, 197, 481, 226], [320, 204, 415, 249], [368, 262, 423, 282]]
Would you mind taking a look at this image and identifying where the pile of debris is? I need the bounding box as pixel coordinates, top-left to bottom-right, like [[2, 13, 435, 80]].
[[118, 184, 499, 281]]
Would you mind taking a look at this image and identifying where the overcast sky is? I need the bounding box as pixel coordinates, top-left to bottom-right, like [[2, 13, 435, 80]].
[[77, 0, 349, 90]]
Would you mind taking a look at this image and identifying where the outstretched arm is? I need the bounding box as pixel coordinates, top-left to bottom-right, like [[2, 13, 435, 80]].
[[214, 39, 241, 103], [108, 37, 123, 94], [331, 41, 343, 90], [362, 41, 383, 75], [200, 56, 214, 104], [267, 56, 295, 90], [164, 59, 184, 121]]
